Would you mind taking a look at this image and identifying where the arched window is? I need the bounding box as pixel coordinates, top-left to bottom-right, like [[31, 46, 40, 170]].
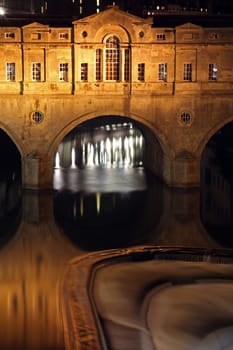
[[95, 35, 130, 82], [105, 35, 120, 81]]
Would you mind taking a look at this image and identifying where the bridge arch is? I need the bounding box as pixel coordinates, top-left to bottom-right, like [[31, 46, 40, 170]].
[[197, 116, 233, 158], [0, 122, 24, 158], [48, 111, 174, 184]]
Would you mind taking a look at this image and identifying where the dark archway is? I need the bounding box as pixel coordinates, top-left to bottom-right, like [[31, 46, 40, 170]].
[[0, 129, 22, 247], [200, 121, 233, 248], [0, 129, 21, 179]]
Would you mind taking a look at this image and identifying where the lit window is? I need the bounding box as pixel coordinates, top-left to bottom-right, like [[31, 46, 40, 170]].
[[96, 49, 102, 81], [156, 33, 166, 40], [59, 33, 69, 39], [180, 112, 192, 124], [183, 63, 192, 81], [4, 32, 15, 39], [158, 63, 167, 81], [124, 49, 130, 82], [81, 63, 88, 81], [208, 63, 218, 81], [138, 63, 145, 81], [59, 63, 68, 81], [32, 63, 41, 81], [208, 33, 219, 40], [31, 111, 44, 124], [6, 62, 15, 81], [105, 36, 120, 81], [31, 33, 41, 40]]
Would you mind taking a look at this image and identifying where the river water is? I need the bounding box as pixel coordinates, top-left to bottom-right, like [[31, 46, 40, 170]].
[[0, 163, 232, 349]]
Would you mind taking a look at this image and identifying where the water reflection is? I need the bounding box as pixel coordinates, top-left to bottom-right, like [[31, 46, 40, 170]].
[[201, 137, 233, 248], [54, 168, 163, 250], [54, 121, 144, 169], [0, 158, 233, 347]]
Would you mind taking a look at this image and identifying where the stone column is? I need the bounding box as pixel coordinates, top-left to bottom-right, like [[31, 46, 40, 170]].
[[171, 152, 200, 188], [22, 151, 53, 190]]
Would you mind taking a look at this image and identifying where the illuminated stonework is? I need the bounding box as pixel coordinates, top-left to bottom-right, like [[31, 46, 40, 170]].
[[0, 6, 232, 189]]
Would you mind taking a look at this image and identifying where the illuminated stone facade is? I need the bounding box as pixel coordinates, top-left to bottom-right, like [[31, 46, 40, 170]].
[[0, 5, 233, 188]]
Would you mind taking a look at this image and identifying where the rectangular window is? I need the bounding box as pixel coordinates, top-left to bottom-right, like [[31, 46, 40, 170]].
[[158, 63, 167, 81], [31, 33, 41, 40], [124, 49, 130, 82], [59, 63, 68, 81], [6, 62, 15, 81], [4, 32, 15, 39], [138, 63, 145, 81], [59, 33, 69, 39], [32, 62, 41, 81], [156, 33, 166, 40], [96, 49, 102, 81], [183, 63, 192, 81], [208, 63, 218, 80], [81, 63, 88, 81]]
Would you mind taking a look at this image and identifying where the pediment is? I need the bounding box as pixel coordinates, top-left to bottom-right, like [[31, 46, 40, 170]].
[[72, 5, 152, 27], [175, 22, 203, 30], [22, 22, 49, 29]]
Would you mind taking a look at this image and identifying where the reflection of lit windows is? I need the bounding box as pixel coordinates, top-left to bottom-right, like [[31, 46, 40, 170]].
[[183, 63, 192, 81], [208, 63, 218, 81], [59, 63, 68, 81], [6, 62, 15, 81], [32, 62, 41, 81], [105, 36, 120, 81], [138, 63, 145, 81], [158, 63, 167, 81], [81, 63, 88, 81]]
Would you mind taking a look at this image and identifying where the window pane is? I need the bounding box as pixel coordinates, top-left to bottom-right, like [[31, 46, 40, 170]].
[[209, 63, 218, 80], [183, 63, 192, 81], [59, 63, 68, 81], [105, 36, 120, 81], [124, 49, 130, 82], [81, 63, 88, 81], [158, 63, 167, 81], [32, 62, 41, 81], [96, 49, 102, 81], [138, 63, 145, 81], [6, 62, 15, 81]]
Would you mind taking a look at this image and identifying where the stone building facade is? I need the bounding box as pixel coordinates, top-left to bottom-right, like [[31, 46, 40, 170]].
[[0, 5, 233, 189]]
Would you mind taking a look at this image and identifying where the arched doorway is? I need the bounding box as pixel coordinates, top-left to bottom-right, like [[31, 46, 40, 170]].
[[200, 121, 233, 248]]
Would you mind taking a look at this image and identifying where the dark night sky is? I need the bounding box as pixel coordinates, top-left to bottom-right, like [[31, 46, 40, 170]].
[[1, 1, 233, 16]]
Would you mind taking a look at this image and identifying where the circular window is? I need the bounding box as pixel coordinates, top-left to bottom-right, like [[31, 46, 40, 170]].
[[31, 111, 44, 124], [82, 31, 88, 38], [139, 31, 144, 38], [180, 112, 192, 125]]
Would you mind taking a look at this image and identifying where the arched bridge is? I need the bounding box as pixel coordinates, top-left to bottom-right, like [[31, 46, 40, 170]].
[[0, 6, 232, 189], [1, 93, 232, 189]]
